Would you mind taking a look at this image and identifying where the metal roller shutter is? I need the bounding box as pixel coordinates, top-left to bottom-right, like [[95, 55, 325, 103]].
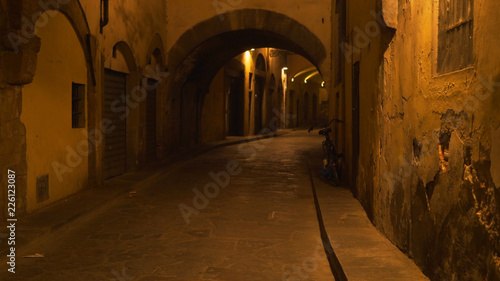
[[103, 69, 127, 179]]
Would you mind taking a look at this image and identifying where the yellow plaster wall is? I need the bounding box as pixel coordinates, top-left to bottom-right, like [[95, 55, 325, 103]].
[[21, 12, 88, 212]]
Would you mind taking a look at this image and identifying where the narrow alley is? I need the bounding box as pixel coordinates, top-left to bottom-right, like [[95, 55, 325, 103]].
[[1, 0, 499, 280]]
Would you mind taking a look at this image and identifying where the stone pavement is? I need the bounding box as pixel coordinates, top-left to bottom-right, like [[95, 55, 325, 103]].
[[0, 130, 293, 263], [0, 130, 429, 280], [0, 131, 333, 280]]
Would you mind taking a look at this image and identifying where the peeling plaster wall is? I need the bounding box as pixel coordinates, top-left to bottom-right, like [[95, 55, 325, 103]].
[[492, 126, 500, 188], [340, 0, 500, 279]]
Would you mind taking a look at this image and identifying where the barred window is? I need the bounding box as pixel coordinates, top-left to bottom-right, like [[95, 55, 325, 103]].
[[72, 83, 86, 128], [438, 0, 474, 74]]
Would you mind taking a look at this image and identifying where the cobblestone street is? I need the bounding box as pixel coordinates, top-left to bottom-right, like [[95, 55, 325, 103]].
[[0, 131, 334, 281]]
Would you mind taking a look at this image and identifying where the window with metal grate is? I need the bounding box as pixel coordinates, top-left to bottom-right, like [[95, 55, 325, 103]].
[[438, 0, 474, 74], [72, 83, 86, 128]]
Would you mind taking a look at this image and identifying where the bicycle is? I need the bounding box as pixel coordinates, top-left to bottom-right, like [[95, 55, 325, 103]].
[[308, 118, 343, 185]]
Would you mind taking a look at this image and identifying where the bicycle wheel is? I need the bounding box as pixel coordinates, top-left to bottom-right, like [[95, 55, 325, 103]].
[[335, 157, 342, 182], [323, 141, 339, 185], [331, 163, 340, 185]]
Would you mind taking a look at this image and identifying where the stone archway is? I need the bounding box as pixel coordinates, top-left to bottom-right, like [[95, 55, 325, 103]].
[[146, 33, 166, 70], [112, 41, 138, 73], [168, 8, 328, 145], [21, 9, 89, 214], [1, 0, 94, 218]]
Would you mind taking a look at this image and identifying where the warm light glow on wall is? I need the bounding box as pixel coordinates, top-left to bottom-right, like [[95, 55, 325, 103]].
[[281, 67, 288, 92], [244, 50, 252, 65], [291, 67, 317, 81], [304, 71, 320, 82], [281, 66, 288, 129]]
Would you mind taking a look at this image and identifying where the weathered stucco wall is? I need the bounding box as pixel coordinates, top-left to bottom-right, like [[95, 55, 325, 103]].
[[339, 0, 500, 279]]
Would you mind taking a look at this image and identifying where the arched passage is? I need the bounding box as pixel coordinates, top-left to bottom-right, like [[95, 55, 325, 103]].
[[168, 8, 327, 145], [21, 10, 88, 212], [23, 0, 95, 85], [4, 0, 97, 217]]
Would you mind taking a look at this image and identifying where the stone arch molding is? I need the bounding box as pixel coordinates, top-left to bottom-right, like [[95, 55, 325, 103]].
[[146, 33, 167, 71], [112, 41, 138, 73], [16, 0, 90, 51], [168, 8, 327, 88], [5, 0, 92, 85]]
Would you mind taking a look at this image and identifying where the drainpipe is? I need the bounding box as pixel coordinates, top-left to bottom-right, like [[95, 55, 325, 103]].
[[100, 0, 109, 34]]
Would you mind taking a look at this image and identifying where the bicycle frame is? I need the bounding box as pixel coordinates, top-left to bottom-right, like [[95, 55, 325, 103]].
[[309, 118, 343, 184]]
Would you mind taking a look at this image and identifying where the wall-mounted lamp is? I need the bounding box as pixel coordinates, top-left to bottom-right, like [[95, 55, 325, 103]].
[[291, 77, 294, 82], [321, 81, 325, 87], [250, 48, 255, 51], [304, 79, 308, 84]]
